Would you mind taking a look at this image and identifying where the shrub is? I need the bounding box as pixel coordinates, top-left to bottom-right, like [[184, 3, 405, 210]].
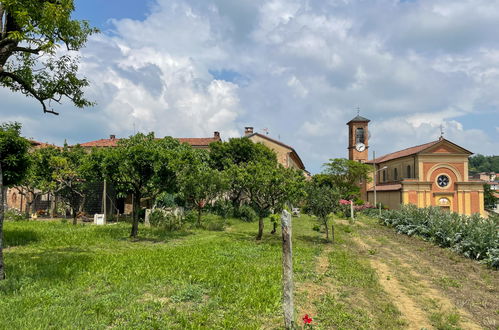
[[5, 208, 28, 221], [235, 205, 258, 222], [379, 205, 499, 268], [149, 208, 183, 231], [154, 192, 177, 208], [201, 213, 227, 231], [210, 199, 234, 219]]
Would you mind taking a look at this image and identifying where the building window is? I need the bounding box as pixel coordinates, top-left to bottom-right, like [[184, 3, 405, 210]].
[[406, 165, 411, 178], [355, 128, 364, 144], [437, 175, 450, 188], [382, 170, 386, 182], [394, 168, 398, 181]]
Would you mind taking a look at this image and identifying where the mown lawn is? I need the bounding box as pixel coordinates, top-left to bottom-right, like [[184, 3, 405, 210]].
[[1, 217, 324, 329]]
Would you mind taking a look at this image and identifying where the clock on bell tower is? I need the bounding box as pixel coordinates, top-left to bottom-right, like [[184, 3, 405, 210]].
[[347, 114, 370, 162]]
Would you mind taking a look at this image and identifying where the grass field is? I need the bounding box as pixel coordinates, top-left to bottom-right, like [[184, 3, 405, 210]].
[[1, 215, 497, 329]]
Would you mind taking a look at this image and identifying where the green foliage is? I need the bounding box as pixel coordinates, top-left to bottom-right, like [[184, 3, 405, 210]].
[[0, 0, 98, 114], [321, 158, 372, 199], [4, 208, 27, 221], [235, 205, 258, 222], [469, 154, 499, 173], [209, 199, 234, 219], [378, 205, 499, 268], [201, 213, 227, 231], [483, 184, 498, 210], [305, 181, 341, 241], [0, 122, 30, 186], [209, 137, 277, 170], [149, 209, 182, 232], [153, 192, 177, 209]]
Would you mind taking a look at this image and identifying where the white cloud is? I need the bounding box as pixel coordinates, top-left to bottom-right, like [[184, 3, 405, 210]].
[[2, 0, 499, 173]]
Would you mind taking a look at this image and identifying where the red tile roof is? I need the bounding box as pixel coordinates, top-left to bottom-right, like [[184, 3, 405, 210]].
[[78, 135, 221, 148], [366, 140, 440, 164], [29, 140, 59, 149]]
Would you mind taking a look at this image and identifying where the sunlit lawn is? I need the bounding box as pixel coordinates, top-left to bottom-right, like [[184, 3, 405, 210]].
[[0, 217, 322, 329]]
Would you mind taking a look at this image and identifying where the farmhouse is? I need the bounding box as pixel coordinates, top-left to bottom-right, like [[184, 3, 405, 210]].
[[243, 127, 308, 174], [347, 115, 486, 216]]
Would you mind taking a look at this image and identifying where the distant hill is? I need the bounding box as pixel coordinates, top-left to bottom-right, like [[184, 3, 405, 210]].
[[469, 154, 499, 174]]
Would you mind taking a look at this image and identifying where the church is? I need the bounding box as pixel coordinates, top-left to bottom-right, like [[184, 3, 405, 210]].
[[347, 115, 486, 216]]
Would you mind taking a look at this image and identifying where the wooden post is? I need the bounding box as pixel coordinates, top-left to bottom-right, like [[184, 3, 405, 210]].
[[102, 179, 107, 222], [0, 157, 5, 280], [350, 200, 354, 222], [281, 210, 294, 329]]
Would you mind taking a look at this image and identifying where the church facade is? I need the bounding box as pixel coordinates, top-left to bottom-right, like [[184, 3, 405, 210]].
[[347, 115, 486, 216]]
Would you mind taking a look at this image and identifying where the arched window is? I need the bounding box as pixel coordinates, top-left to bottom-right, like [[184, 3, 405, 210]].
[[406, 165, 411, 178], [355, 128, 364, 144], [394, 168, 398, 180]]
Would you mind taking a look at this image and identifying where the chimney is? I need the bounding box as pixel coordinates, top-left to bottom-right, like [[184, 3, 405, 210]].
[[244, 127, 254, 136], [110, 134, 116, 140], [214, 131, 220, 139]]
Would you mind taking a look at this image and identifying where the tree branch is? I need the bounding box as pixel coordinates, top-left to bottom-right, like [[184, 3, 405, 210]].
[[0, 70, 59, 115], [13, 46, 42, 54]]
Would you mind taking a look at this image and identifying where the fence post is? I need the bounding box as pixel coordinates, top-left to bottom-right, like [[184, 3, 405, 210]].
[[281, 210, 294, 329], [350, 200, 354, 222]]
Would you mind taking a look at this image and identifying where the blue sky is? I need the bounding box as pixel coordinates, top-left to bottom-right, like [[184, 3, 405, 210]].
[[1, 0, 499, 174]]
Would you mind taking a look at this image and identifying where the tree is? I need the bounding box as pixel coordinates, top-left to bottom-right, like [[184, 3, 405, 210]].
[[321, 158, 372, 199], [16, 146, 59, 217], [0, 122, 30, 280], [484, 184, 498, 210], [239, 162, 305, 240], [0, 0, 97, 114], [305, 180, 340, 242], [178, 162, 228, 226], [50, 145, 89, 225], [210, 138, 277, 207]]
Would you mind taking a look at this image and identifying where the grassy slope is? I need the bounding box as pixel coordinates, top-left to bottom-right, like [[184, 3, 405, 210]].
[[3, 215, 492, 329]]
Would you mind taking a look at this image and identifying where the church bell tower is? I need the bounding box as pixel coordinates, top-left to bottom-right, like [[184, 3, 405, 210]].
[[347, 114, 370, 162]]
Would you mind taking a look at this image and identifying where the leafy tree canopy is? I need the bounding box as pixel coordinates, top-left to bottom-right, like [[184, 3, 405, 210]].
[[469, 154, 499, 174], [209, 137, 277, 170], [0, 0, 98, 114], [0, 122, 30, 186], [321, 158, 371, 199]]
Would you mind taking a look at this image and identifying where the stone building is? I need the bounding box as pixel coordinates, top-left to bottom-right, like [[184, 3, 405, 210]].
[[347, 115, 485, 216]]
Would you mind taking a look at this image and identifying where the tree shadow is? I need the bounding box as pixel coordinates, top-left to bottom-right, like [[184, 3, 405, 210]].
[[224, 231, 282, 247], [1, 248, 92, 294], [3, 229, 39, 247], [295, 234, 329, 245]]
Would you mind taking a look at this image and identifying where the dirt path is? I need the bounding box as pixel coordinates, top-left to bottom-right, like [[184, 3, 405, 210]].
[[353, 219, 498, 329]]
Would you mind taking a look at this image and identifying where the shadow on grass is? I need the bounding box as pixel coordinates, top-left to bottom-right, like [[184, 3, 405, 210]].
[[224, 230, 282, 246], [3, 229, 39, 248], [1, 248, 92, 294], [295, 234, 329, 245]]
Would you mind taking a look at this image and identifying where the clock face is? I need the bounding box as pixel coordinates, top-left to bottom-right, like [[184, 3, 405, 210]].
[[355, 143, 366, 152], [437, 175, 449, 188]]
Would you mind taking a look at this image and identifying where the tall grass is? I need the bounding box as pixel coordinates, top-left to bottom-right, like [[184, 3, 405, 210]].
[[377, 206, 499, 268]]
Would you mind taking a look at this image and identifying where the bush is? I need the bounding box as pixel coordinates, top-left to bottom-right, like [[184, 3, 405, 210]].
[[202, 213, 227, 231], [4, 208, 28, 221], [149, 209, 181, 231], [235, 205, 258, 222], [154, 192, 177, 208], [379, 205, 499, 268], [183, 210, 198, 225], [210, 200, 234, 219]]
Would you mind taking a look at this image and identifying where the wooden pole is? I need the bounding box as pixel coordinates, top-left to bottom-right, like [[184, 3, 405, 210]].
[[350, 200, 354, 222], [281, 210, 294, 329], [102, 179, 107, 222], [0, 156, 5, 280]]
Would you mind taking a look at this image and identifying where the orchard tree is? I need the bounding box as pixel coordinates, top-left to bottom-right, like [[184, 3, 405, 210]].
[[322, 158, 371, 199], [178, 161, 228, 226], [0, 122, 30, 280], [0, 0, 98, 114], [306, 180, 341, 242], [210, 138, 277, 207], [240, 162, 305, 240], [50, 145, 88, 225]]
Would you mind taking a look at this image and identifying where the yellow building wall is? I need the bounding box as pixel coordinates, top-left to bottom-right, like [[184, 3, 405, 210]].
[[248, 135, 300, 169]]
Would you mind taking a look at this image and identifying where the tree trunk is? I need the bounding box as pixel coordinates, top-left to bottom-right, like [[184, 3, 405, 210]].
[[256, 216, 264, 240], [331, 223, 335, 243], [271, 221, 277, 234], [197, 207, 202, 227], [72, 207, 77, 225], [130, 192, 140, 238], [324, 218, 329, 241], [0, 161, 5, 280]]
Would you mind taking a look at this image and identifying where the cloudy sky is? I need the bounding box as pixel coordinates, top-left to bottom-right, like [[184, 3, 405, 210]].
[[1, 0, 498, 173]]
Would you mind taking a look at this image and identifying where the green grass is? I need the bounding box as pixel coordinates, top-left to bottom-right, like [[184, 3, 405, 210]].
[[0, 216, 414, 329], [1, 217, 321, 329]]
